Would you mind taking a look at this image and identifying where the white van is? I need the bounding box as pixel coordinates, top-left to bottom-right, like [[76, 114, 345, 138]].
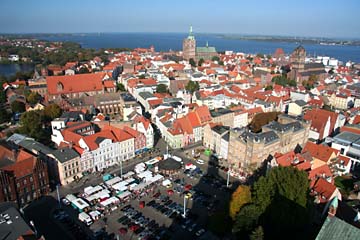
[[78, 212, 93, 226]]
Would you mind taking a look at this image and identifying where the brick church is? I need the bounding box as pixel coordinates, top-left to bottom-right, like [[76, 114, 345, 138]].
[[182, 26, 218, 61]]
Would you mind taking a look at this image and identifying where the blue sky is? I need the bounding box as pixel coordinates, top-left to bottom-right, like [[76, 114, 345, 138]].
[[1, 0, 359, 38]]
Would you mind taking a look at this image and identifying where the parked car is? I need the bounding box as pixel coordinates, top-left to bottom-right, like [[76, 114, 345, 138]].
[[195, 228, 206, 237], [196, 159, 205, 165], [61, 198, 70, 205]]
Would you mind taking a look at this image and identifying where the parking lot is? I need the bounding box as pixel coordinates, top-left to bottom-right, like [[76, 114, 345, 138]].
[[51, 143, 237, 240]]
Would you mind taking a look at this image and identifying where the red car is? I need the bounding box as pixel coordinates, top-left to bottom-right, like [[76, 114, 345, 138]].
[[167, 189, 174, 195], [153, 192, 161, 198], [130, 224, 140, 232], [185, 184, 192, 191], [119, 227, 127, 235]]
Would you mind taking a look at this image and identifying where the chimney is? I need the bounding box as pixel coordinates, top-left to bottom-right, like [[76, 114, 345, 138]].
[[11, 149, 18, 162]]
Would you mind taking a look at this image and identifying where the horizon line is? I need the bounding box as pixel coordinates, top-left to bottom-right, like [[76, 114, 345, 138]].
[[0, 32, 359, 41]]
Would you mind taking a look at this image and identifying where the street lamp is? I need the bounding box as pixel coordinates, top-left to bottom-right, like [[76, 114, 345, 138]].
[[120, 158, 123, 179], [183, 194, 186, 218], [56, 184, 61, 207], [226, 167, 231, 188]]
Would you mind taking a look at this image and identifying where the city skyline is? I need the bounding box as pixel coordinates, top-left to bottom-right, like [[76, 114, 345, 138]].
[[1, 0, 360, 38]]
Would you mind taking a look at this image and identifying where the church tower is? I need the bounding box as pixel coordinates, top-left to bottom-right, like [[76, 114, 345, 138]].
[[182, 26, 196, 61], [289, 45, 306, 82]]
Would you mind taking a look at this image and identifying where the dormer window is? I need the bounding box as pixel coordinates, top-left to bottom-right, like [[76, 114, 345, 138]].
[[57, 82, 64, 92]]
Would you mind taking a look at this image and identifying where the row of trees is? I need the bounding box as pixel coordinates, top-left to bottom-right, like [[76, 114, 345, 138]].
[[230, 166, 315, 239], [271, 74, 296, 87], [189, 56, 224, 67], [0, 41, 114, 67]]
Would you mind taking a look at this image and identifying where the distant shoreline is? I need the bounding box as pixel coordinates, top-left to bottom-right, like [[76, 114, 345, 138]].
[[217, 35, 360, 46], [1, 32, 360, 46]]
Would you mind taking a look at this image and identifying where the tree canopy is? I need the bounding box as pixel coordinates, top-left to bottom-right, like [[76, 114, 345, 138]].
[[211, 56, 220, 62], [11, 101, 26, 113], [233, 166, 313, 239], [198, 58, 204, 66], [116, 83, 126, 92], [229, 185, 251, 220], [18, 110, 48, 142], [249, 112, 281, 133], [271, 75, 296, 87], [44, 103, 62, 120], [189, 58, 196, 67], [26, 92, 42, 105], [185, 80, 199, 93], [156, 84, 168, 93]]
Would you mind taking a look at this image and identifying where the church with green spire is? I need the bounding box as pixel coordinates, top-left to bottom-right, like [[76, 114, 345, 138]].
[[182, 26, 218, 62]]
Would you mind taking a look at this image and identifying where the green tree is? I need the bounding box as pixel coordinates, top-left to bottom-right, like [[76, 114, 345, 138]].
[[272, 74, 296, 87], [26, 92, 42, 105], [256, 53, 264, 58], [198, 58, 204, 66], [0, 107, 11, 124], [116, 83, 126, 92], [264, 85, 273, 90], [218, 60, 224, 66], [139, 74, 146, 79], [234, 166, 313, 239], [44, 103, 62, 120], [156, 84, 168, 93], [189, 58, 196, 67], [185, 80, 199, 93], [250, 226, 264, 240], [18, 111, 46, 141], [229, 185, 251, 220], [233, 204, 262, 233], [211, 56, 220, 62], [11, 101, 26, 113]]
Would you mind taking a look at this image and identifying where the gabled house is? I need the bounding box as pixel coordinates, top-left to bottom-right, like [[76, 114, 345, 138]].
[[302, 142, 339, 169], [304, 108, 339, 142], [132, 116, 154, 149]]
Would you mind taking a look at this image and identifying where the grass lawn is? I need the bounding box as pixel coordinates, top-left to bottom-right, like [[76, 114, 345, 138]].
[[334, 176, 353, 196]]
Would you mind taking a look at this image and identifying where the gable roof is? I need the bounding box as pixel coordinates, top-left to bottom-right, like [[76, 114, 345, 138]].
[[316, 216, 360, 240], [302, 142, 338, 162], [193, 105, 212, 124], [312, 177, 337, 203], [47, 72, 107, 95]]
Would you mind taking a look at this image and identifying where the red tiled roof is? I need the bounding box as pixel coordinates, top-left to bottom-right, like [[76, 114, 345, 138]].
[[62, 129, 82, 145], [275, 151, 296, 167], [338, 155, 351, 166], [353, 115, 360, 125], [0, 147, 37, 178], [303, 108, 338, 139], [302, 142, 338, 163], [187, 112, 201, 128], [340, 126, 360, 135], [311, 178, 337, 203], [47, 72, 107, 95], [103, 80, 115, 88], [148, 98, 163, 107], [194, 105, 212, 124], [134, 116, 151, 130], [308, 164, 333, 180], [102, 125, 134, 142]]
